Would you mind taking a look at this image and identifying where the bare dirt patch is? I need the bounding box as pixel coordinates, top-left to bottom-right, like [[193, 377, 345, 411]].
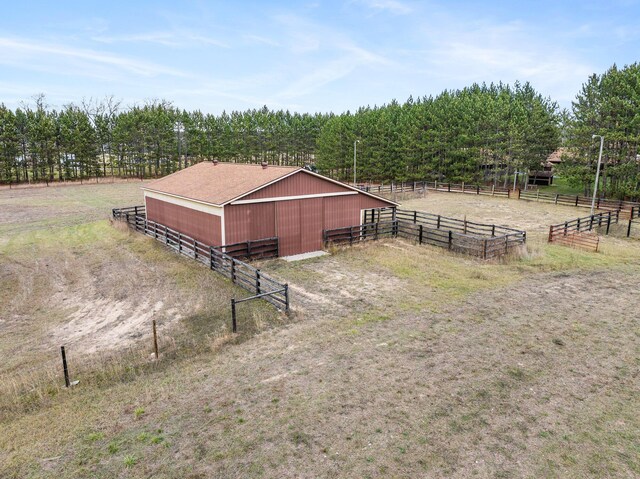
[[401, 191, 593, 240]]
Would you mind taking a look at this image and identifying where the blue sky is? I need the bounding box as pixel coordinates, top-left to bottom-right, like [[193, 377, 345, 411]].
[[0, 0, 638, 113]]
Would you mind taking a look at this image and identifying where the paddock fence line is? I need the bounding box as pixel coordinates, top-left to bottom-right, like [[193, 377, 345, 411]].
[[626, 206, 640, 237], [112, 206, 289, 312], [547, 210, 621, 252], [357, 181, 640, 215], [324, 208, 526, 260]]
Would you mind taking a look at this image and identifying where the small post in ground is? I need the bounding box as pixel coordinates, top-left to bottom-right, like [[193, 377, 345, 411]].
[[152, 320, 159, 359], [60, 346, 70, 388], [231, 299, 237, 333]]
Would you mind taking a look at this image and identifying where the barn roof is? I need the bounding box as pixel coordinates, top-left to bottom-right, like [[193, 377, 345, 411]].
[[142, 161, 398, 207], [143, 162, 300, 206]]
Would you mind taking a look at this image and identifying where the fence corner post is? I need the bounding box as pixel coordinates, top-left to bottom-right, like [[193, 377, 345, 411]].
[[284, 284, 290, 313]]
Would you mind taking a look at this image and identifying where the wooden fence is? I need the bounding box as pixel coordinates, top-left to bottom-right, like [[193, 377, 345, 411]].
[[325, 208, 526, 260], [112, 206, 289, 311], [358, 181, 640, 216], [548, 210, 620, 252]]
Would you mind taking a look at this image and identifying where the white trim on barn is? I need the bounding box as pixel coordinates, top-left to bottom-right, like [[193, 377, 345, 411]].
[[230, 191, 357, 205], [143, 190, 224, 217]]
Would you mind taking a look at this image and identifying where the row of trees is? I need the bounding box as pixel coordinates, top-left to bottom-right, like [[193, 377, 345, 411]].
[[0, 97, 327, 183], [3, 64, 638, 196], [560, 63, 640, 199], [316, 82, 560, 184]]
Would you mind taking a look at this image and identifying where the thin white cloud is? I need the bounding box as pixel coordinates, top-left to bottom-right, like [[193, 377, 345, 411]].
[[355, 0, 412, 15], [243, 34, 280, 47], [270, 13, 392, 100], [91, 31, 228, 48], [0, 37, 190, 79]]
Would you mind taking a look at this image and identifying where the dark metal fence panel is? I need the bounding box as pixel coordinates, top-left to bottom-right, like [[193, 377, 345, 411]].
[[324, 208, 526, 259], [113, 207, 289, 311], [547, 210, 621, 252]]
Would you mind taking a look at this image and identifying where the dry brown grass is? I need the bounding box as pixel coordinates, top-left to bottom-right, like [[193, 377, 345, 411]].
[[1, 183, 639, 478]]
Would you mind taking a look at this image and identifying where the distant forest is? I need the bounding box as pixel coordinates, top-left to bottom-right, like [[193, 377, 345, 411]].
[[1, 63, 639, 197]]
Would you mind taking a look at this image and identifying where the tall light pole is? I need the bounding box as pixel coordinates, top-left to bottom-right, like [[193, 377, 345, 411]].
[[353, 139, 360, 185], [591, 134, 604, 215]]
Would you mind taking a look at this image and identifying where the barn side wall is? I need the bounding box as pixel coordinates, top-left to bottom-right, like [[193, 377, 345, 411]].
[[224, 203, 276, 244], [145, 195, 222, 246]]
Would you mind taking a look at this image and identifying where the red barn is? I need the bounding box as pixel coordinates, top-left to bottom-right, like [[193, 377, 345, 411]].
[[142, 161, 397, 256]]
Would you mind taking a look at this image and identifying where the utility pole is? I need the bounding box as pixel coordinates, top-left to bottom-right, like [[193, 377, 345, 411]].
[[591, 135, 604, 215], [353, 139, 360, 185]]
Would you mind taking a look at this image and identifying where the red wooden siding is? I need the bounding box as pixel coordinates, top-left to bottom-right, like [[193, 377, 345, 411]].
[[242, 170, 350, 200], [323, 195, 361, 230], [146, 197, 222, 245], [300, 198, 324, 254], [224, 203, 276, 244], [359, 195, 395, 210], [276, 201, 302, 256]]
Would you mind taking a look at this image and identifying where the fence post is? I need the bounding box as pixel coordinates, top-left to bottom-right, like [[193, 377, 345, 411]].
[[504, 235, 508, 254], [178, 233, 182, 252], [483, 239, 487, 259], [448, 183, 451, 192], [375, 221, 379, 240], [284, 284, 290, 313], [209, 246, 215, 270], [628, 215, 633, 237], [564, 221, 568, 236], [575, 195, 579, 207], [491, 225, 496, 237], [548, 226, 554, 243], [555, 194, 559, 205], [607, 213, 612, 235], [419, 224, 423, 245], [462, 181, 465, 193], [589, 215, 594, 231], [577, 218, 581, 231], [61, 346, 70, 388], [165, 226, 169, 245], [518, 189, 521, 199], [152, 320, 159, 359], [448, 230, 453, 250], [231, 259, 236, 283], [477, 185, 480, 195], [437, 215, 441, 229], [413, 211, 417, 224], [256, 270, 261, 294], [491, 185, 495, 196], [231, 299, 237, 333]]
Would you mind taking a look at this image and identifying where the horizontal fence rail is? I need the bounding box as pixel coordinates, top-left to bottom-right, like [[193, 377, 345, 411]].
[[357, 180, 640, 216], [113, 206, 289, 311], [548, 210, 621, 252], [326, 208, 526, 260], [215, 237, 279, 260]]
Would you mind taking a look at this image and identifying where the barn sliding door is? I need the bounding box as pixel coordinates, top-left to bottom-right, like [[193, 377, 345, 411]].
[[276, 198, 323, 256]]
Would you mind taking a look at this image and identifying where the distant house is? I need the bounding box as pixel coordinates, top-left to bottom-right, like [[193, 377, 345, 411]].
[[141, 161, 397, 256], [528, 148, 564, 186]]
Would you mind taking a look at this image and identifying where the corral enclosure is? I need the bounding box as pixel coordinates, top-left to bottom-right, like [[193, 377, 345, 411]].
[[2, 181, 640, 478]]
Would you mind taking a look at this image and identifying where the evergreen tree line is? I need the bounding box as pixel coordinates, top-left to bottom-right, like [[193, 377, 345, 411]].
[[1, 64, 638, 195], [559, 63, 640, 199], [0, 96, 326, 183], [316, 81, 560, 185]]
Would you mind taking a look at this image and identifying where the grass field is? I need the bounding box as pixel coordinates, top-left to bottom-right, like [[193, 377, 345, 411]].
[[1, 183, 639, 478]]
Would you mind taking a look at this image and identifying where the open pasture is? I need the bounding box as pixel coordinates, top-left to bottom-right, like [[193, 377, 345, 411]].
[[1, 182, 639, 478]]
